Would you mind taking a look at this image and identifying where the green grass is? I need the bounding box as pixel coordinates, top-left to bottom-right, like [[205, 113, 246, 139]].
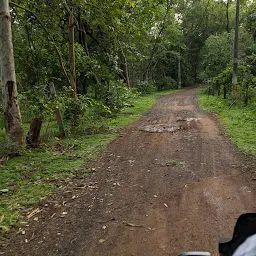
[[198, 92, 256, 154], [0, 89, 181, 232]]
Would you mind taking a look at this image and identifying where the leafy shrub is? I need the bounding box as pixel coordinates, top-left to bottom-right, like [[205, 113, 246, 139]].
[[156, 76, 177, 91], [63, 95, 87, 130], [211, 66, 256, 103], [101, 80, 138, 115], [136, 81, 157, 95]]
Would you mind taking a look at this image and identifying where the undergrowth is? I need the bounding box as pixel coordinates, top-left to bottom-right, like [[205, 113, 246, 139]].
[[198, 92, 256, 154], [0, 89, 181, 232]]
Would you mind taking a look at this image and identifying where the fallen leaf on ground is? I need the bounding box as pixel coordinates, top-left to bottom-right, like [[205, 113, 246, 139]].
[[164, 203, 168, 208], [99, 239, 105, 243]]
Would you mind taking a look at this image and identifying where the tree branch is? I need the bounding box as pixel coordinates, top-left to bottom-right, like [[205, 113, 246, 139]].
[[9, 1, 70, 85]]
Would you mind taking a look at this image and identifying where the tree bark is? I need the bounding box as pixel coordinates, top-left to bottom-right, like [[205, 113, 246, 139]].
[[232, 0, 239, 103], [0, 0, 25, 151], [49, 81, 66, 138], [226, 0, 230, 33], [68, 9, 77, 98], [26, 117, 43, 148]]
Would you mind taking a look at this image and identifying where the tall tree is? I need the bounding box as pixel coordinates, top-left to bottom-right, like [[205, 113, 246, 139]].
[[0, 0, 24, 151], [68, 8, 77, 98], [232, 0, 240, 102]]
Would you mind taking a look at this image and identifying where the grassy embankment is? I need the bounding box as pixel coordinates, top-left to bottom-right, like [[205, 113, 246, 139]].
[[198, 92, 256, 154], [0, 89, 181, 231]]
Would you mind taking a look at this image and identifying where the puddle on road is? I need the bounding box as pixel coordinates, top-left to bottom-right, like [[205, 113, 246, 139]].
[[140, 124, 181, 133], [140, 118, 201, 133]]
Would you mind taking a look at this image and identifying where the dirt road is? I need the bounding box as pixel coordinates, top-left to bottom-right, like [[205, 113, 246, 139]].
[[3, 88, 256, 256]]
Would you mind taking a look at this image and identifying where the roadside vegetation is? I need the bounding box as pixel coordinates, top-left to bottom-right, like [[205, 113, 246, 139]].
[[199, 92, 256, 154]]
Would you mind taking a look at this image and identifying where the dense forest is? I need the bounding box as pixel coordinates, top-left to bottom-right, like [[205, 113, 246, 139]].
[[0, 0, 256, 232]]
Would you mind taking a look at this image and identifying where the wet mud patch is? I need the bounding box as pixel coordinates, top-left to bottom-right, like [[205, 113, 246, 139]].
[[140, 124, 181, 133], [140, 117, 201, 133]]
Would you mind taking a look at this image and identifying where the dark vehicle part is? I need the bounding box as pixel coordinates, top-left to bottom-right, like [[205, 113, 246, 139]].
[[219, 213, 256, 256]]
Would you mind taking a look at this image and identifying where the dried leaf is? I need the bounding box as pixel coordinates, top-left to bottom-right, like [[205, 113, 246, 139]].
[[99, 239, 105, 244]]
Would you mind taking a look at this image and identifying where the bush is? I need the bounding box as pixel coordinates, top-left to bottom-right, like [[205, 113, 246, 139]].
[[155, 76, 177, 91], [211, 66, 256, 103], [135, 81, 157, 95], [102, 80, 138, 115]]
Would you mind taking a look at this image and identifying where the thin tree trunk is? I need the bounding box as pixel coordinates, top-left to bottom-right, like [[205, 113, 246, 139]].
[[68, 9, 77, 98], [244, 72, 249, 105], [232, 0, 240, 103], [49, 82, 66, 138], [226, 0, 230, 33], [120, 49, 131, 88], [178, 43, 182, 89], [0, 0, 25, 151]]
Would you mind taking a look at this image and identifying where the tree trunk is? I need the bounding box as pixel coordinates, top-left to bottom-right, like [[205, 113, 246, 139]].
[[0, 0, 25, 152], [178, 43, 182, 89], [226, 0, 230, 33], [232, 0, 239, 103], [120, 49, 131, 88], [68, 9, 77, 98], [26, 117, 43, 148], [49, 82, 66, 138], [224, 85, 227, 99], [244, 72, 249, 105]]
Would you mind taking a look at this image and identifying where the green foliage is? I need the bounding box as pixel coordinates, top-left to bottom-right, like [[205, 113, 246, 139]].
[[156, 76, 177, 91], [199, 93, 256, 154], [63, 95, 87, 129], [135, 81, 157, 95], [101, 80, 138, 115], [210, 66, 256, 103], [201, 32, 233, 79]]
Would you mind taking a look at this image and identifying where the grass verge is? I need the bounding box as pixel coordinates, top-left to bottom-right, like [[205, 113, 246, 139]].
[[198, 92, 256, 154], [0, 89, 181, 232]]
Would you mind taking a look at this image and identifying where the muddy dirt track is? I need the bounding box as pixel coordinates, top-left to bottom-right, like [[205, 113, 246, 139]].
[[2, 88, 256, 256]]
